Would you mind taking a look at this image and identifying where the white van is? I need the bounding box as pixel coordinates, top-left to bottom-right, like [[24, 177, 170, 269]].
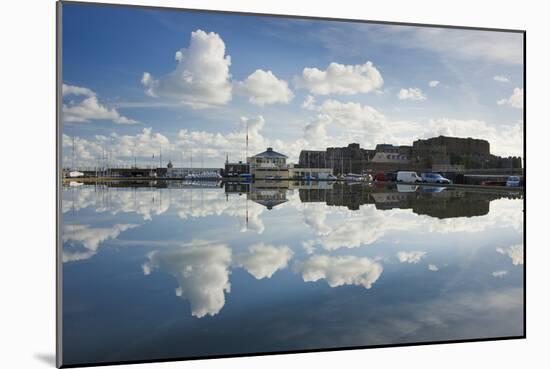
[[396, 171, 422, 183]]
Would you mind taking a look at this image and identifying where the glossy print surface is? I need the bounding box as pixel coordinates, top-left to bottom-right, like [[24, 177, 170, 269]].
[[61, 181, 524, 365]]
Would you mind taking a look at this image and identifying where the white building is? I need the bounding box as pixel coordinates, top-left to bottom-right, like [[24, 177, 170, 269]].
[[371, 144, 411, 164]]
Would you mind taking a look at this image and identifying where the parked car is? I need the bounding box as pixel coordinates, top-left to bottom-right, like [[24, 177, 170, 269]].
[[385, 171, 397, 182], [396, 184, 418, 193], [374, 172, 386, 181], [344, 173, 364, 182], [421, 172, 452, 184], [397, 171, 422, 183], [506, 176, 521, 187], [421, 186, 447, 193], [318, 172, 338, 180]]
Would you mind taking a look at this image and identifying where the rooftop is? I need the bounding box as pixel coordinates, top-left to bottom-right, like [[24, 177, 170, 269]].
[[252, 147, 288, 159], [253, 199, 288, 210]]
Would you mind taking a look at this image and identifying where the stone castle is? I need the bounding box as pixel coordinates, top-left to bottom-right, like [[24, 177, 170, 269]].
[[298, 135, 522, 174]]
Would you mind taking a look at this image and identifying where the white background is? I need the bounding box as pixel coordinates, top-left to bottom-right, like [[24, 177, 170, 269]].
[[0, 0, 547, 368]]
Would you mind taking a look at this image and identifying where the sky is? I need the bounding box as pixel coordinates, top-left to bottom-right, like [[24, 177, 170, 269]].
[[61, 3, 524, 168]]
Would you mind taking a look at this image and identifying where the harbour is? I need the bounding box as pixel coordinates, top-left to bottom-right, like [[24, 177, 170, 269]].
[[61, 179, 524, 364], [64, 135, 524, 191]]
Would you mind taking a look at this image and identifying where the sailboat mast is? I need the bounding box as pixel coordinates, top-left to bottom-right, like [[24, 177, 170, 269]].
[[72, 135, 75, 170]]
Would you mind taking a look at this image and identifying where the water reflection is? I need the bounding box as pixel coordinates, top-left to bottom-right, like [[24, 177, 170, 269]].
[[496, 244, 524, 265], [142, 240, 232, 318], [296, 254, 383, 289], [236, 243, 294, 279], [62, 223, 139, 262], [298, 182, 519, 218], [62, 180, 524, 364]]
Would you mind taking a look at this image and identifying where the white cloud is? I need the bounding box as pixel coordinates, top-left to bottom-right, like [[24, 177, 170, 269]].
[[497, 87, 523, 109], [297, 254, 383, 289], [496, 244, 524, 266], [368, 26, 523, 65], [302, 95, 316, 110], [142, 240, 232, 318], [420, 118, 523, 157], [62, 223, 138, 262], [62, 84, 94, 96], [397, 251, 427, 264], [176, 115, 268, 167], [294, 61, 383, 95], [115, 127, 171, 158], [307, 98, 522, 157], [62, 128, 169, 168], [62, 115, 274, 169], [311, 23, 522, 65], [398, 87, 427, 101], [62, 84, 138, 124], [428, 80, 440, 87], [302, 240, 316, 255], [237, 69, 293, 106], [64, 100, 523, 171], [415, 28, 523, 65], [428, 264, 439, 271], [303, 99, 388, 149], [317, 99, 386, 130], [304, 114, 331, 147], [493, 75, 510, 83], [302, 203, 332, 236], [236, 243, 293, 279], [142, 29, 232, 108], [492, 270, 508, 278]]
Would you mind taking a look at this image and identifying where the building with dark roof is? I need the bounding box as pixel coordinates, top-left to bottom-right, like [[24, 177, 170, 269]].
[[248, 147, 288, 167], [247, 147, 290, 179]]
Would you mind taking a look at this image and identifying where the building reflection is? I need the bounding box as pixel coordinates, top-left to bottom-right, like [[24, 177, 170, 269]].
[[297, 182, 522, 218], [63, 180, 522, 220], [224, 181, 290, 210]]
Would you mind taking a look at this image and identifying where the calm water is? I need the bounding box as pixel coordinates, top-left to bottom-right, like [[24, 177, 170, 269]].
[[62, 181, 524, 365]]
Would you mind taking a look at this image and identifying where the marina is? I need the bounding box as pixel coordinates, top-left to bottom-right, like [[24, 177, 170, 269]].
[[64, 136, 524, 191], [61, 180, 524, 365], [56, 5, 526, 366]]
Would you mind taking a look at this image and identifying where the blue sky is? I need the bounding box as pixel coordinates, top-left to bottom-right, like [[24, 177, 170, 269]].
[[61, 2, 524, 168]]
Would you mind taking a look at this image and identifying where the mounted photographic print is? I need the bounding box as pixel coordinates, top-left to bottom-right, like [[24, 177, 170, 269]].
[[57, 1, 525, 367]]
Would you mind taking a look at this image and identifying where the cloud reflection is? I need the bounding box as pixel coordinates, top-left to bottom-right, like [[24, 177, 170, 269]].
[[142, 240, 232, 318], [496, 244, 523, 266], [236, 243, 294, 279], [62, 223, 138, 262], [297, 198, 522, 252], [492, 270, 508, 278], [397, 251, 427, 264], [296, 254, 383, 289], [63, 186, 170, 220]]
